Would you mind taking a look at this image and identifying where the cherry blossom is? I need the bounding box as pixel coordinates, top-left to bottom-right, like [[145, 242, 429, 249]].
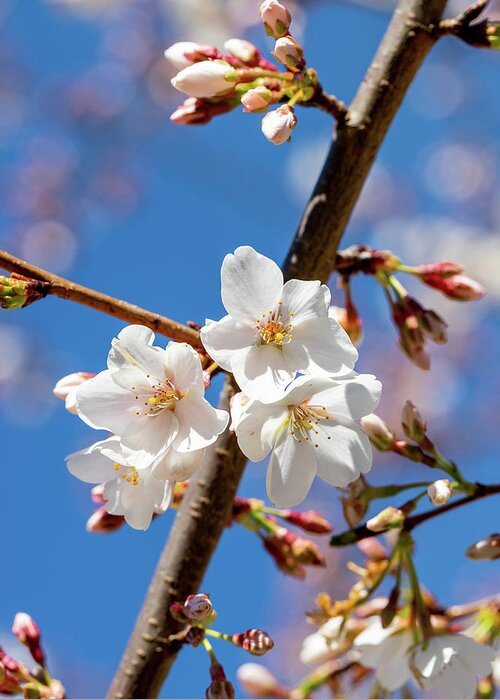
[[201, 246, 358, 399], [232, 373, 380, 507], [354, 617, 414, 691], [300, 617, 344, 664], [261, 106, 297, 145]]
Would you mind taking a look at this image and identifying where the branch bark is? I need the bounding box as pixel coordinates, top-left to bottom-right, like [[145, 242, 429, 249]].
[[107, 0, 449, 696], [0, 250, 200, 347]]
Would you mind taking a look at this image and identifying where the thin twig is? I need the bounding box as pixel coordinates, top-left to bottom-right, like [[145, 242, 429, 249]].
[[0, 250, 200, 347]]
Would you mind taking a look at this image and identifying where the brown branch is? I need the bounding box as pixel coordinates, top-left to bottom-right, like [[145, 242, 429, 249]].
[[107, 0, 449, 697], [0, 250, 200, 347], [330, 483, 500, 547]]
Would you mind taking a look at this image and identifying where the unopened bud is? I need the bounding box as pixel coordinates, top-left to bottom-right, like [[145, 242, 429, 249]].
[[241, 87, 274, 114], [224, 38, 259, 65], [185, 626, 206, 647], [206, 680, 235, 699], [90, 483, 106, 505], [427, 479, 452, 506], [290, 535, 326, 567], [48, 680, 65, 699], [86, 508, 125, 534], [0, 275, 50, 310], [53, 372, 95, 414], [262, 536, 306, 579], [171, 61, 237, 99], [260, 0, 291, 38], [23, 683, 41, 699], [420, 309, 448, 344], [401, 401, 427, 443], [279, 509, 332, 534], [170, 97, 236, 126], [420, 273, 485, 301], [414, 262, 464, 278], [233, 629, 274, 656], [466, 534, 500, 561], [366, 507, 404, 533], [184, 593, 213, 620], [261, 105, 297, 145], [361, 414, 395, 451], [164, 42, 220, 70], [357, 537, 389, 561], [169, 601, 188, 623], [273, 36, 305, 72], [329, 304, 363, 346], [12, 614, 44, 667]]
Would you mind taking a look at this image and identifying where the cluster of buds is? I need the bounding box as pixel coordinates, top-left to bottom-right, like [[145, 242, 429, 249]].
[[0, 274, 50, 310], [169, 594, 274, 699], [0, 613, 64, 699], [166, 1, 336, 145], [334, 245, 484, 369]]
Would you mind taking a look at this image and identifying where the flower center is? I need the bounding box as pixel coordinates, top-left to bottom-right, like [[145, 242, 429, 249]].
[[288, 403, 331, 447], [132, 376, 182, 417], [114, 463, 141, 486], [255, 300, 294, 347]]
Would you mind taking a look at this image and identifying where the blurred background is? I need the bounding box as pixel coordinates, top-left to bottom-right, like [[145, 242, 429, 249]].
[[0, 0, 499, 696]]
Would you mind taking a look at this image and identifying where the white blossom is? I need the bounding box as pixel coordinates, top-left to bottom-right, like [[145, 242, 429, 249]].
[[76, 325, 228, 462], [300, 617, 344, 664], [201, 246, 358, 399], [354, 617, 414, 691], [232, 373, 380, 507]]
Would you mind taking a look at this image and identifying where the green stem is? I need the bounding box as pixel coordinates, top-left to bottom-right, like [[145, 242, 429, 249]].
[[288, 88, 304, 107], [387, 274, 409, 299], [402, 539, 433, 639], [250, 510, 279, 534], [365, 482, 432, 500], [201, 637, 218, 665], [204, 629, 232, 643]]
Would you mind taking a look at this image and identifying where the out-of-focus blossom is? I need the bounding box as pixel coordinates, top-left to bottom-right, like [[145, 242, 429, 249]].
[[53, 371, 95, 414]]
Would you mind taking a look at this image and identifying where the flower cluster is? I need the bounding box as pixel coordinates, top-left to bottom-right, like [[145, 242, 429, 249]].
[[0, 613, 64, 699], [169, 593, 274, 699], [334, 244, 485, 369], [166, 1, 337, 145], [202, 246, 381, 508]]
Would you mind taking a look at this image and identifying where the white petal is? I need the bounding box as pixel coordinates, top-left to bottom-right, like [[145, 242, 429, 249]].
[[378, 654, 411, 691], [414, 638, 448, 678], [235, 402, 286, 462], [120, 408, 179, 459], [315, 418, 372, 487], [300, 634, 333, 665], [283, 317, 358, 376], [66, 438, 119, 484], [231, 344, 295, 400], [152, 447, 206, 481], [221, 246, 283, 323], [310, 374, 382, 421], [105, 471, 160, 530], [266, 429, 317, 507], [173, 395, 228, 452], [456, 636, 495, 676], [280, 279, 329, 324], [200, 315, 259, 371], [76, 370, 144, 436], [108, 325, 166, 380], [164, 341, 204, 397], [268, 374, 336, 408], [431, 660, 477, 699], [155, 480, 174, 513]]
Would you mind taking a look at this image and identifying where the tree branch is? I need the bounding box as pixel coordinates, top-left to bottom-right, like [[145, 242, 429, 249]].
[[330, 483, 500, 547], [107, 0, 449, 696], [0, 250, 200, 347]]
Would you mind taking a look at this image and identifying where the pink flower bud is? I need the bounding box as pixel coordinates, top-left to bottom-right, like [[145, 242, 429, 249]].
[[233, 629, 274, 656], [420, 273, 485, 301], [260, 0, 292, 38], [241, 87, 274, 114], [361, 414, 395, 451], [261, 105, 297, 145], [90, 483, 106, 505], [164, 42, 220, 70], [170, 97, 235, 126], [171, 61, 236, 98], [86, 508, 125, 534], [273, 36, 305, 71], [237, 664, 287, 698], [288, 533, 326, 567], [420, 309, 448, 344], [223, 38, 259, 65], [401, 401, 426, 443], [427, 479, 452, 506], [184, 593, 213, 620], [279, 509, 332, 534], [357, 537, 389, 561], [466, 534, 500, 560], [366, 507, 405, 533], [12, 614, 45, 667], [414, 262, 464, 278], [53, 372, 95, 415]]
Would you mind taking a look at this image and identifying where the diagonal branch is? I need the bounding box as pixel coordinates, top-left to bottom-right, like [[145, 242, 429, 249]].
[[0, 250, 200, 347], [107, 0, 449, 697]]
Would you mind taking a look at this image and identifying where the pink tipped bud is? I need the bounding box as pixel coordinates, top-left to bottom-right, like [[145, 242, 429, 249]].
[[53, 372, 95, 415], [466, 533, 500, 560], [401, 401, 426, 442], [233, 629, 274, 656], [361, 414, 395, 451], [289, 535, 326, 567], [241, 87, 274, 114], [223, 39, 259, 65], [170, 97, 235, 126], [279, 509, 332, 534], [357, 537, 389, 561], [419, 273, 485, 301], [260, 0, 291, 38], [414, 262, 464, 278], [427, 479, 452, 506], [164, 42, 221, 70], [184, 593, 213, 620], [12, 614, 44, 667], [366, 507, 405, 533], [273, 36, 305, 72], [261, 105, 297, 145], [237, 663, 288, 698], [91, 483, 106, 505], [171, 61, 237, 99], [86, 508, 125, 534]]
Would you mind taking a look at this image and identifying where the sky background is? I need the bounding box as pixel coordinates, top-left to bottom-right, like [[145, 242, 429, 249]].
[[0, 0, 499, 697]]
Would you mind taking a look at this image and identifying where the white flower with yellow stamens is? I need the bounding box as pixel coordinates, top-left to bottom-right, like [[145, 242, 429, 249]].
[[231, 374, 380, 507], [201, 246, 358, 400], [76, 325, 228, 462]]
